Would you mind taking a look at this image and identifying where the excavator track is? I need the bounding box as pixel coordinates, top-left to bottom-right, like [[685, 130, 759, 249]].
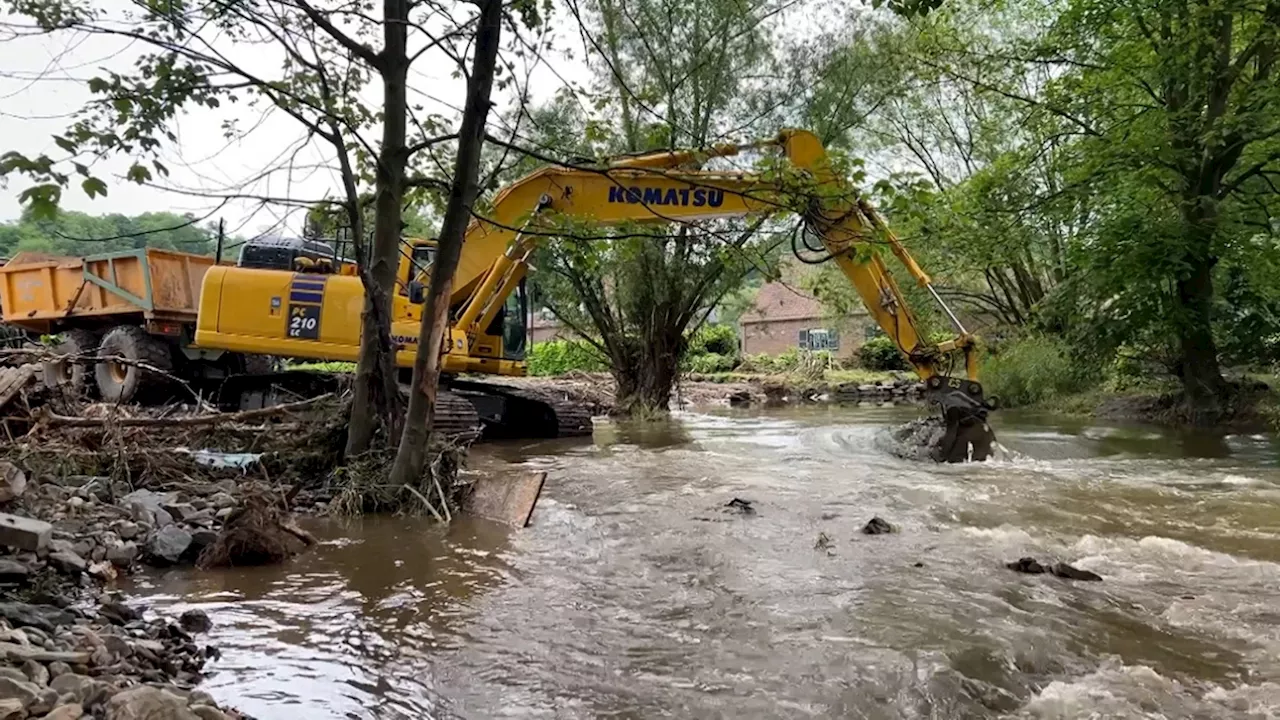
[[213, 371, 592, 441], [445, 378, 595, 439]]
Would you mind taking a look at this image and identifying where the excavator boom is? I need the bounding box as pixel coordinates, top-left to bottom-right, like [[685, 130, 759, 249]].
[[443, 129, 997, 461]]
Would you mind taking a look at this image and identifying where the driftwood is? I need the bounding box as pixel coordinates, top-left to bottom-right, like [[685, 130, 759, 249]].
[[40, 394, 333, 428]]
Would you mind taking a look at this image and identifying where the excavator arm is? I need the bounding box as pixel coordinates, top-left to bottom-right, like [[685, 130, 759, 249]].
[[439, 129, 997, 462]]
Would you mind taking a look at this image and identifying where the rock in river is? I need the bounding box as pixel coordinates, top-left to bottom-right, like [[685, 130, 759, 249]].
[[1050, 562, 1103, 582], [144, 526, 191, 566], [1006, 557, 1047, 574], [861, 517, 895, 535], [179, 609, 212, 634]]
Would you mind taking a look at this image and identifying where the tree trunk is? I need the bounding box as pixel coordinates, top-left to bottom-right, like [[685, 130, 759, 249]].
[[611, 333, 680, 417], [345, 0, 412, 457], [1176, 202, 1227, 424], [389, 0, 503, 488]]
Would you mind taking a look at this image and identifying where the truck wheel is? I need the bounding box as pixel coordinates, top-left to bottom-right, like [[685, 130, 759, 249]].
[[94, 325, 174, 404], [42, 329, 99, 396]]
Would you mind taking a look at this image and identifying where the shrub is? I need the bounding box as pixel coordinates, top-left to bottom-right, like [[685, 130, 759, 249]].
[[688, 323, 739, 357], [681, 324, 741, 374], [982, 334, 1098, 407], [685, 352, 737, 374], [527, 339, 608, 376], [859, 335, 908, 371]]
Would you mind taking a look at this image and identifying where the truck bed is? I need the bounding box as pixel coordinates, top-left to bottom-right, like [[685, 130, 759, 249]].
[[0, 248, 218, 334]]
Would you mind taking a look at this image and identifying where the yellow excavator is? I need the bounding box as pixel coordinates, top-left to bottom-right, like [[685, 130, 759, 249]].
[[194, 129, 997, 462]]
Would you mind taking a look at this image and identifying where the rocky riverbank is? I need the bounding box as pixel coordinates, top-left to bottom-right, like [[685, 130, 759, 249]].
[[0, 393, 386, 720], [0, 463, 263, 718]]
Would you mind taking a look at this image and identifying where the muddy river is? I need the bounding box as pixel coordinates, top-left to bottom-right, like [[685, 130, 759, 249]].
[[132, 406, 1280, 719]]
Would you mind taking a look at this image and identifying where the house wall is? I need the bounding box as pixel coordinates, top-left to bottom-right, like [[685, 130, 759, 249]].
[[739, 314, 875, 359]]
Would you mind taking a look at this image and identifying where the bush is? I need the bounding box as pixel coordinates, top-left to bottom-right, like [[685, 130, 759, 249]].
[[685, 352, 737, 374], [859, 335, 908, 371], [527, 339, 608, 376], [737, 348, 839, 375], [982, 334, 1098, 407], [688, 323, 739, 357]]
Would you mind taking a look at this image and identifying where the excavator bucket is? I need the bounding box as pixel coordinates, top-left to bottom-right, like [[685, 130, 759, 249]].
[[923, 376, 997, 463]]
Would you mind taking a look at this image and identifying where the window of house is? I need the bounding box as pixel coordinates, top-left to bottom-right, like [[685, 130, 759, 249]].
[[799, 328, 840, 351]]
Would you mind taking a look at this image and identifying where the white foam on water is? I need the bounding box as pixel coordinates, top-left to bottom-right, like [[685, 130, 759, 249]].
[[1012, 660, 1280, 719]]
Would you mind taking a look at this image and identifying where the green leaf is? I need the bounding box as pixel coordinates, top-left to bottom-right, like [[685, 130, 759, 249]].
[[126, 163, 152, 183], [81, 176, 108, 199], [19, 185, 62, 220]]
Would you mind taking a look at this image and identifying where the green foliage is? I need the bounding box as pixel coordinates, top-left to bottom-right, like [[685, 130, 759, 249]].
[[526, 340, 609, 376], [982, 334, 1099, 407], [859, 335, 908, 371], [290, 361, 357, 373], [0, 209, 229, 259], [680, 324, 741, 374], [684, 353, 738, 374], [687, 324, 739, 358]]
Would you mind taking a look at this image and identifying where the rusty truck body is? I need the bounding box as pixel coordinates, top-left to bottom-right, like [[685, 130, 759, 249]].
[[0, 248, 266, 401]]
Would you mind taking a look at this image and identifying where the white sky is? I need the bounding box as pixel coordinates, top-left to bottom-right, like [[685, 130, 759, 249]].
[[0, 1, 590, 237], [0, 0, 852, 238]]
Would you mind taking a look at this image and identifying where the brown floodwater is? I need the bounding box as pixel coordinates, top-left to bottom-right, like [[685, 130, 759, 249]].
[[130, 405, 1280, 719]]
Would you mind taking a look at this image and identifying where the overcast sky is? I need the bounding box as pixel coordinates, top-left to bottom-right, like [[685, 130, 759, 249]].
[[0, 2, 587, 238]]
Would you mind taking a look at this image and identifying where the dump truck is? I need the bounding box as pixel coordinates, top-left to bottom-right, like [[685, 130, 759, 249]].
[[0, 247, 275, 401]]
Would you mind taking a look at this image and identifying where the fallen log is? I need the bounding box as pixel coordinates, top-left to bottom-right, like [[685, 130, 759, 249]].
[[39, 393, 333, 428]]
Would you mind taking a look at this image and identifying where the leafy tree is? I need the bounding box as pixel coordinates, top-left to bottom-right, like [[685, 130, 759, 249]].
[[0, 0, 545, 455], [512, 0, 802, 415]]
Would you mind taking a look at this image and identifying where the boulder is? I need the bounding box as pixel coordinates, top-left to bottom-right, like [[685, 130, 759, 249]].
[[48, 675, 100, 706], [115, 522, 140, 541], [144, 526, 191, 566], [178, 609, 212, 634], [0, 603, 74, 633], [0, 676, 41, 707], [861, 517, 895, 535], [0, 699, 21, 720], [0, 671, 24, 684], [105, 543, 138, 568], [1007, 557, 1047, 574], [48, 551, 86, 576], [98, 602, 140, 626], [104, 687, 199, 720], [0, 514, 52, 552], [40, 704, 84, 720], [0, 560, 29, 583], [0, 464, 26, 504], [189, 706, 231, 720], [20, 659, 48, 687], [209, 493, 235, 510], [1050, 562, 1103, 582], [0, 644, 89, 665]]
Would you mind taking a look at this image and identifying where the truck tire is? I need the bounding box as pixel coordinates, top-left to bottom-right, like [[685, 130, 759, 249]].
[[94, 325, 174, 404], [42, 329, 99, 396]]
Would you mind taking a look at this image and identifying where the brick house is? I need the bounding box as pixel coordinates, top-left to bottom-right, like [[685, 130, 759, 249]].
[[738, 281, 875, 359]]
